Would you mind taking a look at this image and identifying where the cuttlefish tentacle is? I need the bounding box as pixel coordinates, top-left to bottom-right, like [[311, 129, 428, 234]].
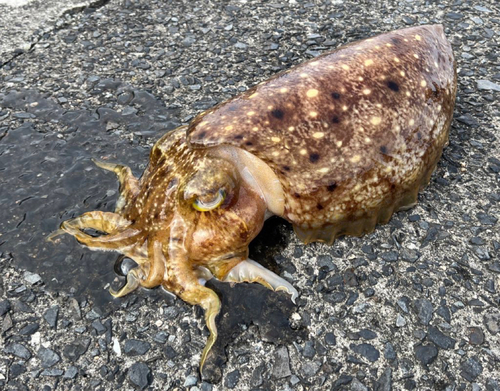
[[110, 237, 167, 297], [223, 259, 299, 303], [48, 211, 140, 249], [92, 159, 139, 213]]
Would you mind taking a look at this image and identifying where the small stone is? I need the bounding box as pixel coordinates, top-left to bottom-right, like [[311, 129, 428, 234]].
[[19, 322, 39, 335], [350, 343, 380, 362], [225, 369, 240, 389], [384, 342, 396, 361], [414, 344, 438, 368], [0, 300, 11, 316], [300, 361, 321, 377], [351, 378, 368, 391], [303, 341, 316, 358], [380, 251, 398, 262], [128, 362, 151, 390], [486, 378, 500, 391], [63, 366, 78, 379], [123, 339, 151, 356], [427, 326, 456, 349], [92, 320, 107, 334], [477, 80, 500, 92], [41, 368, 64, 377], [483, 312, 500, 335], [476, 212, 498, 226], [183, 374, 198, 387], [396, 314, 407, 327], [4, 342, 32, 360], [272, 346, 291, 378], [9, 363, 26, 378], [332, 374, 353, 388], [23, 271, 42, 285], [359, 329, 377, 340], [38, 347, 61, 368], [376, 367, 392, 391], [325, 332, 336, 346], [43, 306, 59, 329], [63, 337, 91, 362], [456, 114, 479, 127], [397, 296, 411, 313], [467, 327, 484, 345], [414, 299, 433, 325], [460, 356, 482, 381]]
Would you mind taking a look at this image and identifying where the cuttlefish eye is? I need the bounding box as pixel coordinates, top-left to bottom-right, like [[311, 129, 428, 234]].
[[193, 189, 226, 211]]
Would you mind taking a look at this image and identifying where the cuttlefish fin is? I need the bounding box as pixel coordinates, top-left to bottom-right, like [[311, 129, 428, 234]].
[[223, 259, 298, 304], [47, 211, 140, 251], [92, 159, 139, 213]]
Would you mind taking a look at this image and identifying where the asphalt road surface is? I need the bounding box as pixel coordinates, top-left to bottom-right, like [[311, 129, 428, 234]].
[[0, 0, 499, 390]]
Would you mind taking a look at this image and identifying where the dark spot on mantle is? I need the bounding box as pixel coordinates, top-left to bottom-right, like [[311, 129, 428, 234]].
[[380, 145, 388, 154], [282, 165, 290, 172], [327, 182, 337, 192], [332, 92, 341, 100], [332, 115, 340, 124], [245, 141, 253, 146], [233, 134, 244, 140], [316, 203, 324, 210], [271, 109, 284, 120], [387, 81, 399, 92], [309, 153, 320, 163]]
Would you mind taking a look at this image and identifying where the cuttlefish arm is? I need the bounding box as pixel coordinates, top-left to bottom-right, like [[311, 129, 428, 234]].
[[163, 215, 221, 370]]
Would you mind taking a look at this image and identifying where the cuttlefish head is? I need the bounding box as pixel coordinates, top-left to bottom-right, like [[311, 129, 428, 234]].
[[176, 154, 268, 274], [49, 126, 296, 371]]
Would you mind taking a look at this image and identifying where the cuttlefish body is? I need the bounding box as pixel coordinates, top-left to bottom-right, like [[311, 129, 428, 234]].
[[52, 25, 456, 368]]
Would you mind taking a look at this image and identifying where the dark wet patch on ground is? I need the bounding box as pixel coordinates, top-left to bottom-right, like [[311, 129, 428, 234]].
[[0, 86, 179, 306], [202, 279, 304, 383]]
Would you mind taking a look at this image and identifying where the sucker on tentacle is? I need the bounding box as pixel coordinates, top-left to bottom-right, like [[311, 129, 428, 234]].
[[51, 24, 457, 371]]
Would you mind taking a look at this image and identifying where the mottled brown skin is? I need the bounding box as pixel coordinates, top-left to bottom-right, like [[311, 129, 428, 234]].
[[189, 24, 457, 242], [51, 25, 457, 370]]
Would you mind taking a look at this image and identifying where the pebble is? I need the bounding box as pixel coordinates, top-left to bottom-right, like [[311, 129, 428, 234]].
[[0, 300, 11, 316], [23, 271, 42, 285], [414, 299, 434, 325], [477, 80, 500, 92], [300, 361, 321, 377], [43, 306, 59, 329], [460, 356, 482, 382], [37, 347, 61, 368], [350, 343, 380, 362], [225, 369, 240, 389], [396, 314, 407, 327], [272, 346, 291, 378], [4, 342, 32, 360], [467, 327, 484, 345], [351, 378, 368, 391], [63, 366, 78, 379], [128, 362, 151, 390], [414, 344, 438, 367], [325, 332, 336, 346], [427, 326, 456, 349], [183, 375, 198, 387], [376, 367, 392, 391], [10, 363, 26, 378], [41, 368, 64, 377], [384, 342, 396, 362], [123, 339, 151, 356], [483, 312, 500, 335], [63, 337, 91, 362]]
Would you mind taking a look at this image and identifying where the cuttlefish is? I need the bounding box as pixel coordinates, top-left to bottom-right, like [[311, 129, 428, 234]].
[[50, 25, 457, 368]]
